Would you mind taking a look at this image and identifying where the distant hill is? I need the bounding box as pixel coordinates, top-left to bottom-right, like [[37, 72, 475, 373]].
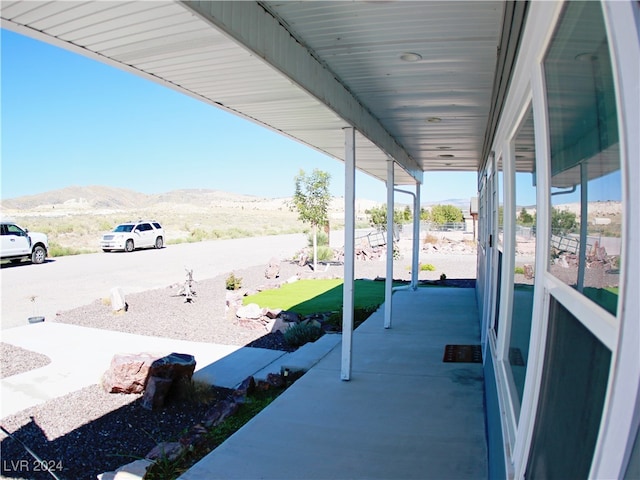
[[1, 186, 150, 211], [0, 186, 286, 212], [1, 185, 472, 214]]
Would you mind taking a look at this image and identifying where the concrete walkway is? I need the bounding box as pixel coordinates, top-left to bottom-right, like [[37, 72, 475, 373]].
[[0, 322, 342, 420], [180, 287, 487, 479]]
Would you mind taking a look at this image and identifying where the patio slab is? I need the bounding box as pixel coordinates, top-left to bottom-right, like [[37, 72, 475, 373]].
[[180, 287, 487, 480]]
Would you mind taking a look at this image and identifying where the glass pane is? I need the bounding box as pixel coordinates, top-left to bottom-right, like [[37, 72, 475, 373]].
[[544, 1, 621, 316], [497, 158, 504, 247], [509, 106, 537, 408], [625, 426, 640, 480], [526, 297, 611, 479]]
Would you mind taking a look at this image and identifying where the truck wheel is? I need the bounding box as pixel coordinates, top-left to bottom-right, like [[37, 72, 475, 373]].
[[32, 246, 46, 264], [125, 239, 134, 252], [155, 237, 163, 249]]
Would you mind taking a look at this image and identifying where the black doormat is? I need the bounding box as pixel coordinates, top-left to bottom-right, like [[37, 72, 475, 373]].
[[443, 344, 483, 363]]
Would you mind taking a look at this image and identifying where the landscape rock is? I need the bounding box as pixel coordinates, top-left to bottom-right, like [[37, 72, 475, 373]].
[[102, 352, 196, 405], [236, 303, 263, 319], [146, 441, 185, 462], [265, 257, 280, 279], [141, 376, 173, 410], [265, 372, 285, 388], [233, 375, 256, 403], [148, 352, 196, 382], [179, 423, 209, 448], [278, 310, 301, 323], [270, 317, 294, 334], [97, 459, 153, 480], [101, 352, 158, 394], [524, 264, 534, 280], [202, 399, 239, 428]]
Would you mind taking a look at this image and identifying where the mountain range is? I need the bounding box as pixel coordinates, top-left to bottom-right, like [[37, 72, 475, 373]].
[[0, 185, 472, 213]]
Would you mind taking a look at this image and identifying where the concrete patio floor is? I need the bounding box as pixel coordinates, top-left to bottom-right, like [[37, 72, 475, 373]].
[[180, 286, 487, 480]]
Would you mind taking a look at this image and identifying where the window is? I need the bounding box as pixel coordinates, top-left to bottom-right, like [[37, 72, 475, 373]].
[[508, 105, 537, 409], [544, 1, 621, 316], [526, 297, 611, 479]]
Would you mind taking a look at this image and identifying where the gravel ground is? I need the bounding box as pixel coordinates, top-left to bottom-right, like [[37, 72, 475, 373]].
[[0, 343, 51, 379], [0, 255, 477, 480]]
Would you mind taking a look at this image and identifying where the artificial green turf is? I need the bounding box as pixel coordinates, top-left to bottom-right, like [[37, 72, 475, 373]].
[[242, 279, 386, 314]]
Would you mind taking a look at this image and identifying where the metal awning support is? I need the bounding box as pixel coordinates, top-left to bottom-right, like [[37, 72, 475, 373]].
[[394, 184, 422, 290], [413, 183, 421, 288], [341, 127, 356, 381], [384, 158, 395, 329]]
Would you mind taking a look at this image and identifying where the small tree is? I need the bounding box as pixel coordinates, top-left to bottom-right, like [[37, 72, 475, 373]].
[[551, 207, 577, 234], [291, 169, 331, 272], [366, 205, 388, 230], [429, 204, 463, 224], [517, 207, 534, 226], [365, 205, 408, 230]]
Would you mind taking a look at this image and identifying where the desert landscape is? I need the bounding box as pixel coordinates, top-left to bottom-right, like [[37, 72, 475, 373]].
[[0, 186, 381, 255]]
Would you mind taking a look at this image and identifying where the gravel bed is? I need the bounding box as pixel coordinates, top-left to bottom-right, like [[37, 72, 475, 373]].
[[0, 256, 476, 479], [1, 343, 51, 379]]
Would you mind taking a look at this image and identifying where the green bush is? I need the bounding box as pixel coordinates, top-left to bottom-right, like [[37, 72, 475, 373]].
[[514, 266, 525, 275], [283, 322, 324, 348], [420, 263, 436, 271], [307, 230, 329, 246], [310, 245, 334, 262], [225, 273, 242, 290]]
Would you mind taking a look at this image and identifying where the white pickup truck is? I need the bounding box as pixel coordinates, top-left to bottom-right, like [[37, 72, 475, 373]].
[[0, 220, 49, 264]]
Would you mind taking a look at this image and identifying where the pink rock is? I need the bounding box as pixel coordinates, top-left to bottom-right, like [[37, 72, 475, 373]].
[[101, 353, 159, 394]]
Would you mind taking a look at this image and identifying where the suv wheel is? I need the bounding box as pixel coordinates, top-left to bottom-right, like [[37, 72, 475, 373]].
[[125, 239, 134, 252], [32, 246, 46, 264], [155, 237, 163, 249]]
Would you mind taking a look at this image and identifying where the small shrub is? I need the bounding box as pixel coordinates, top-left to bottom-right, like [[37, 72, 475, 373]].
[[420, 263, 436, 271], [48, 242, 91, 257], [174, 380, 219, 405], [440, 273, 447, 281], [307, 230, 329, 247], [188, 228, 209, 243], [225, 273, 242, 290], [310, 245, 334, 262], [424, 234, 439, 244], [283, 322, 323, 348], [514, 266, 525, 275]]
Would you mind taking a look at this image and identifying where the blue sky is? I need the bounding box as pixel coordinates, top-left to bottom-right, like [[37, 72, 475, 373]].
[[1, 29, 479, 204]]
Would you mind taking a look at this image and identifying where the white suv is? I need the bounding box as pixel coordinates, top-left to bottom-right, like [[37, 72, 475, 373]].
[[101, 220, 164, 252], [0, 220, 49, 264]]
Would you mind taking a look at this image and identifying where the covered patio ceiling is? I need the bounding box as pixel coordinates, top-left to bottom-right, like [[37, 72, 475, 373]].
[[1, 1, 524, 186]]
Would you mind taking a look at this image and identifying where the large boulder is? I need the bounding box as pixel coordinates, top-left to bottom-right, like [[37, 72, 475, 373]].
[[102, 352, 196, 404], [236, 303, 263, 319], [101, 353, 158, 394]]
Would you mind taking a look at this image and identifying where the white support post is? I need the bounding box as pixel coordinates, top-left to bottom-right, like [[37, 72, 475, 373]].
[[341, 127, 356, 381], [384, 159, 395, 329], [412, 183, 421, 289]]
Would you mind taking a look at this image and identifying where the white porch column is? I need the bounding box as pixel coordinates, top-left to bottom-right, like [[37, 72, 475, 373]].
[[384, 159, 395, 329], [412, 182, 421, 289], [341, 127, 356, 381]]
